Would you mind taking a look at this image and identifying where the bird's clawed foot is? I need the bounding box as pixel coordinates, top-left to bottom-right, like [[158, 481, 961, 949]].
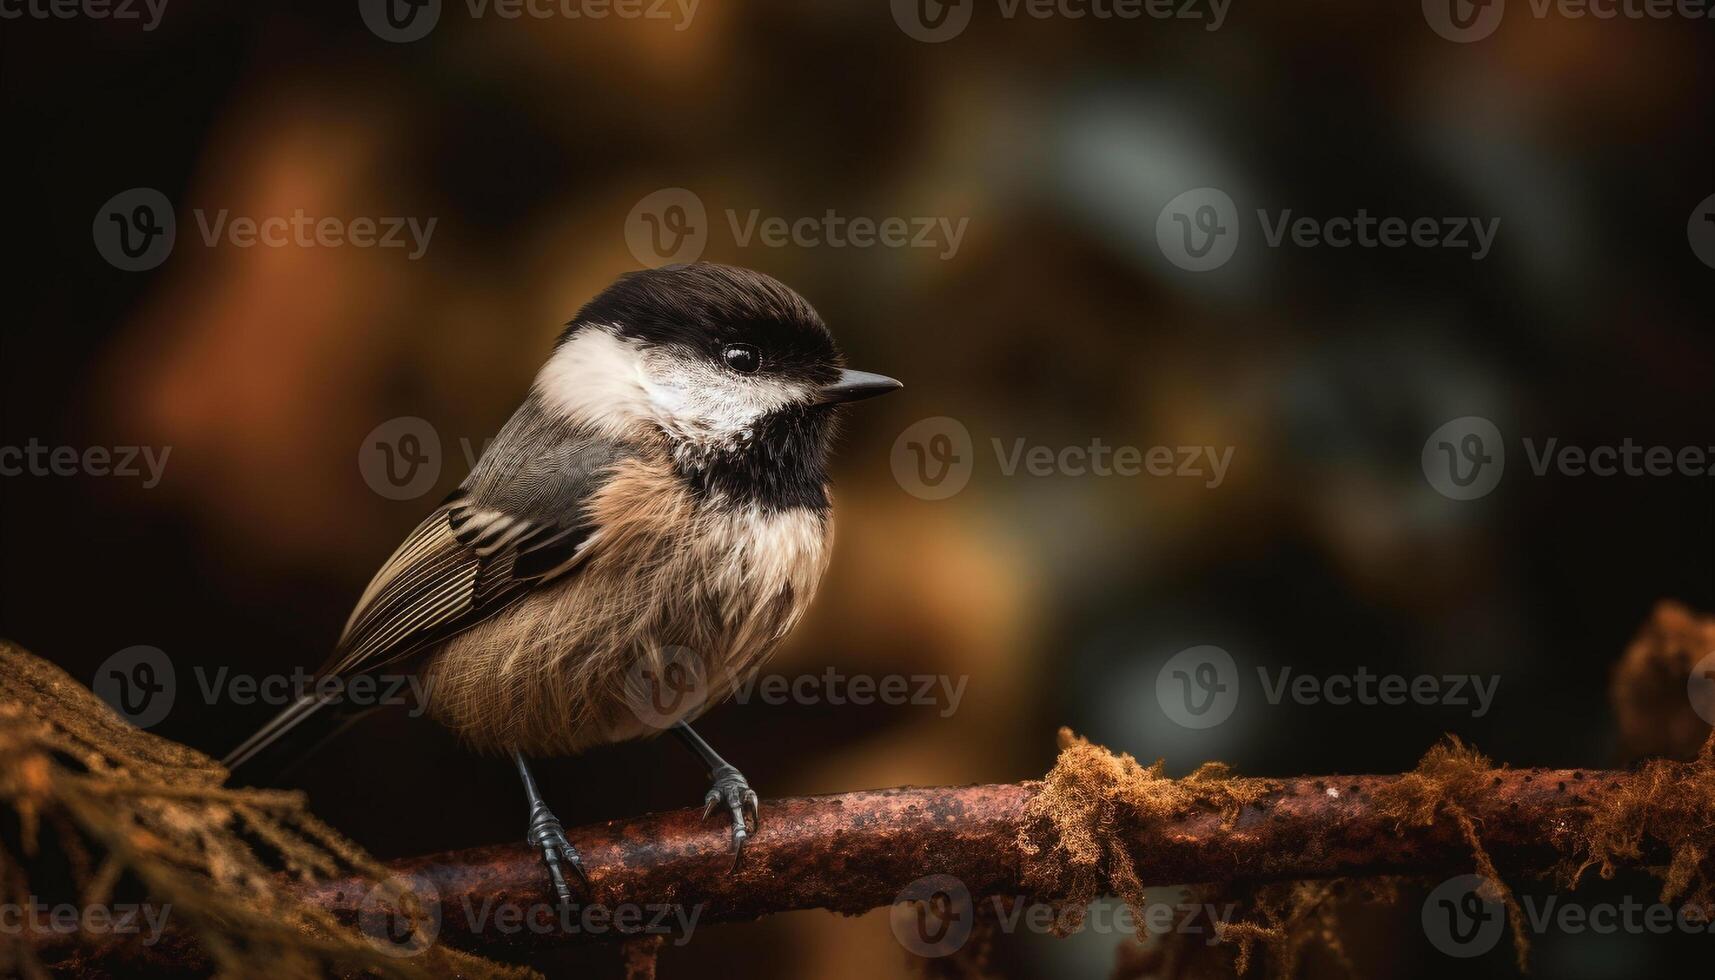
[[526, 799, 589, 906], [700, 764, 759, 868]]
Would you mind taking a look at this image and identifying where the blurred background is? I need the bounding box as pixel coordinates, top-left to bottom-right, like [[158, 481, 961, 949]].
[[2, 1, 1712, 976]]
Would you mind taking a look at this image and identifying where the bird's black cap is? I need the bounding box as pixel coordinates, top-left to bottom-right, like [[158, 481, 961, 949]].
[[565, 263, 840, 385]]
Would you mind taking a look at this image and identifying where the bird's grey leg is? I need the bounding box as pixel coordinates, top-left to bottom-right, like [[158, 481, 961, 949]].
[[513, 751, 587, 904], [672, 721, 759, 866]]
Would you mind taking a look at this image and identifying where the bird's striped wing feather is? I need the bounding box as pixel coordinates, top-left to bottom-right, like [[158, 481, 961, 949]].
[[322, 411, 630, 678]]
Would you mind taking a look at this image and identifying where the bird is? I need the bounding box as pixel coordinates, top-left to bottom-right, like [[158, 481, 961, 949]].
[[221, 263, 900, 904]]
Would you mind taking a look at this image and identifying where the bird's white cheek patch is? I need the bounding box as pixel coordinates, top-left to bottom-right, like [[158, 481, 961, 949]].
[[536, 326, 813, 445], [646, 362, 806, 444], [534, 327, 654, 439]]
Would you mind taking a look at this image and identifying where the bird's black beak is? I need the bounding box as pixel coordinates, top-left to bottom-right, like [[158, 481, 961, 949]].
[[814, 369, 902, 405]]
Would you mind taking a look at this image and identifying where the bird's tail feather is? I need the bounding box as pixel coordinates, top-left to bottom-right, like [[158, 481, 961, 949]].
[[222, 694, 374, 778]]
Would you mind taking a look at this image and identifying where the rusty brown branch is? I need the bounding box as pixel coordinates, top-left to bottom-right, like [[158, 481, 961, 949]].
[[289, 764, 1675, 955]]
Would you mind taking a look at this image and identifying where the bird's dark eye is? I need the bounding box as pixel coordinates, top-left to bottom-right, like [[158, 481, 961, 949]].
[[721, 344, 761, 374]]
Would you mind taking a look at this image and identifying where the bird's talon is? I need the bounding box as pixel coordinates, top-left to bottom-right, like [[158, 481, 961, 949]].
[[730, 826, 748, 869], [742, 789, 760, 831], [699, 765, 759, 867], [526, 803, 588, 905]]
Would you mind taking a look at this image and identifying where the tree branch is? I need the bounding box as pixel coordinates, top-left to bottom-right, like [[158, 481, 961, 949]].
[[297, 763, 1682, 954]]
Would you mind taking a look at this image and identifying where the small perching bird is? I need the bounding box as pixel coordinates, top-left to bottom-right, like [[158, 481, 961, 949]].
[[223, 263, 900, 902]]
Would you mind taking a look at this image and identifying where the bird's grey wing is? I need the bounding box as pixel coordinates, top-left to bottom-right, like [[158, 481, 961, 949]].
[[322, 401, 632, 677]]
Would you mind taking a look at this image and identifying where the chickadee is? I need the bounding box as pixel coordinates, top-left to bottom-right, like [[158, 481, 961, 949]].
[[224, 263, 899, 902]]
